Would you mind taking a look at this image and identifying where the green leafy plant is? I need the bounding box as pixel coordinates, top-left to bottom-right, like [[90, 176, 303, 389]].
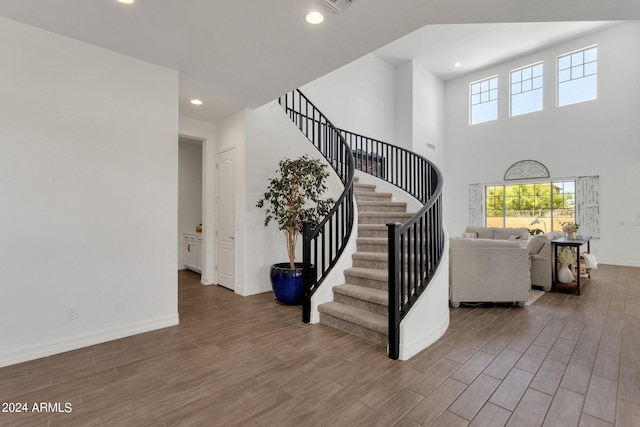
[[256, 155, 334, 269]]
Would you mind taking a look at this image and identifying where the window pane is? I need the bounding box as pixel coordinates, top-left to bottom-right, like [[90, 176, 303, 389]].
[[533, 76, 543, 89], [486, 181, 575, 233], [512, 70, 522, 83], [512, 90, 542, 116], [533, 64, 543, 77], [471, 76, 499, 124], [584, 47, 598, 62], [571, 67, 584, 79], [559, 74, 597, 106], [558, 47, 598, 107], [472, 100, 498, 124], [510, 63, 543, 117], [512, 82, 521, 95], [571, 52, 584, 66], [584, 62, 597, 76], [558, 56, 571, 70]]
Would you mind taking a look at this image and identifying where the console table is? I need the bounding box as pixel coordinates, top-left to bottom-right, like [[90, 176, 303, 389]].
[[551, 236, 591, 295]]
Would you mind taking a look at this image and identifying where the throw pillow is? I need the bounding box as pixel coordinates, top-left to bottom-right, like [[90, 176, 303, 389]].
[[463, 232, 478, 238]]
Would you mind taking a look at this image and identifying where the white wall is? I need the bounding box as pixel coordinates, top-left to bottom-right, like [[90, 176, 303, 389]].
[[178, 138, 203, 268], [444, 22, 640, 266], [0, 17, 179, 366], [243, 102, 346, 296], [302, 54, 396, 142], [412, 63, 446, 170]]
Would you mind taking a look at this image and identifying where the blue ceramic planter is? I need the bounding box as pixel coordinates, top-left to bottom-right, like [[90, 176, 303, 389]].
[[269, 262, 304, 305]]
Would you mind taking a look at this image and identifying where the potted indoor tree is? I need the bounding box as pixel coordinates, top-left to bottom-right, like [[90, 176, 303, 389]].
[[256, 155, 334, 304]]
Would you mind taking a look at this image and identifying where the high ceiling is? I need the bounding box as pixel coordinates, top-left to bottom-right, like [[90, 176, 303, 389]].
[[0, 0, 638, 123]]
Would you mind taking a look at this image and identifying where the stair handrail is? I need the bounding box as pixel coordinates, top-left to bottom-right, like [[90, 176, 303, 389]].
[[337, 129, 444, 360], [278, 90, 355, 323]]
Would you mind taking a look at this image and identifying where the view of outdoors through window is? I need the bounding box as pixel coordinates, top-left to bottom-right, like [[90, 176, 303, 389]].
[[470, 76, 498, 124], [510, 62, 543, 116], [470, 45, 598, 124], [486, 181, 575, 233], [558, 46, 598, 106]]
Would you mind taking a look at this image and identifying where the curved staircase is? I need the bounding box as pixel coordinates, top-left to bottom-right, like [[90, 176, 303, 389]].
[[280, 89, 444, 359], [318, 178, 412, 346]]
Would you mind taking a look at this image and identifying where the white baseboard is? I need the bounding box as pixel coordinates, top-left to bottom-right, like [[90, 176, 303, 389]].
[[597, 259, 640, 268], [0, 314, 179, 368]]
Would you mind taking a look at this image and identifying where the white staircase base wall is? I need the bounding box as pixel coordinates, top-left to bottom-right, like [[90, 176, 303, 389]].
[[398, 229, 450, 361]]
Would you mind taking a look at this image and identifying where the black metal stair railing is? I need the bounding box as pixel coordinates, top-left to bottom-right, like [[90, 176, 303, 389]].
[[278, 90, 355, 323], [279, 90, 444, 360], [337, 130, 444, 360]]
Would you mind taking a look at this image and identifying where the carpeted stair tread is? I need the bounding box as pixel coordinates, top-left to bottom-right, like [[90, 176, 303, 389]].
[[352, 251, 388, 269], [352, 252, 388, 261], [358, 212, 414, 224], [318, 301, 388, 335], [353, 182, 376, 192], [356, 201, 408, 212], [333, 284, 388, 306], [354, 191, 393, 202], [357, 224, 388, 237], [344, 267, 388, 281]]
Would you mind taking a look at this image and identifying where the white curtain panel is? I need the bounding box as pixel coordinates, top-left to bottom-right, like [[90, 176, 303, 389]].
[[469, 183, 485, 227], [576, 175, 600, 238]]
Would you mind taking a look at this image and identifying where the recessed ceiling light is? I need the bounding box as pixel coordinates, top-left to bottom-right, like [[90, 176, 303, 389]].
[[116, 0, 134, 4], [190, 99, 203, 106], [454, 62, 462, 67], [306, 11, 324, 24]]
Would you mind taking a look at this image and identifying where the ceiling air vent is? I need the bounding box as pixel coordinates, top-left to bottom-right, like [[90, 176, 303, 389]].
[[323, 0, 356, 13]]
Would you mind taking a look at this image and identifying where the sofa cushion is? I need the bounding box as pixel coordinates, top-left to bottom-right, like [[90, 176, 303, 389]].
[[450, 238, 520, 249], [527, 234, 549, 255], [465, 226, 494, 239], [493, 227, 529, 240]]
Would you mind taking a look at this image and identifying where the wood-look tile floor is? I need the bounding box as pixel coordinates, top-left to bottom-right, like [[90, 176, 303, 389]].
[[1, 265, 639, 426]]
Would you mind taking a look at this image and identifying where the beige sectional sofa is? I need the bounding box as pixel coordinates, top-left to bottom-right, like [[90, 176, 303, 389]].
[[528, 231, 564, 291], [449, 227, 531, 308]]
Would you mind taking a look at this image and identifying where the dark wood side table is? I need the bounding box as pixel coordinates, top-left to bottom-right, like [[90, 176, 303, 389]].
[[551, 236, 591, 295]]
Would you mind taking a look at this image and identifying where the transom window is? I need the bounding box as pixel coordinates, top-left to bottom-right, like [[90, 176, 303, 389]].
[[558, 46, 598, 107], [470, 76, 498, 125], [486, 181, 575, 232], [510, 63, 543, 116]]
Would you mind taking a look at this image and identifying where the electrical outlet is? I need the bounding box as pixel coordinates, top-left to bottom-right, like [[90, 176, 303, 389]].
[[67, 305, 79, 321]]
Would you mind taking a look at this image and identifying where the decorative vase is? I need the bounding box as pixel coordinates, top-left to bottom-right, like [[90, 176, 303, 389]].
[[567, 232, 577, 240], [269, 263, 304, 305], [557, 264, 574, 284]]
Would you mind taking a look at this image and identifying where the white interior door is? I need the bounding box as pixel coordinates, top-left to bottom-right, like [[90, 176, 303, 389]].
[[216, 148, 236, 290]]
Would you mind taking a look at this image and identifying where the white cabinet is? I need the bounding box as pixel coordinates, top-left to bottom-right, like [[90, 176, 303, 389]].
[[183, 233, 202, 273]]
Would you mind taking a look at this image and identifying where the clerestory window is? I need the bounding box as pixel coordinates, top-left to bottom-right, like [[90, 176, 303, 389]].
[[510, 62, 543, 116], [558, 46, 598, 107], [470, 76, 498, 125]]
